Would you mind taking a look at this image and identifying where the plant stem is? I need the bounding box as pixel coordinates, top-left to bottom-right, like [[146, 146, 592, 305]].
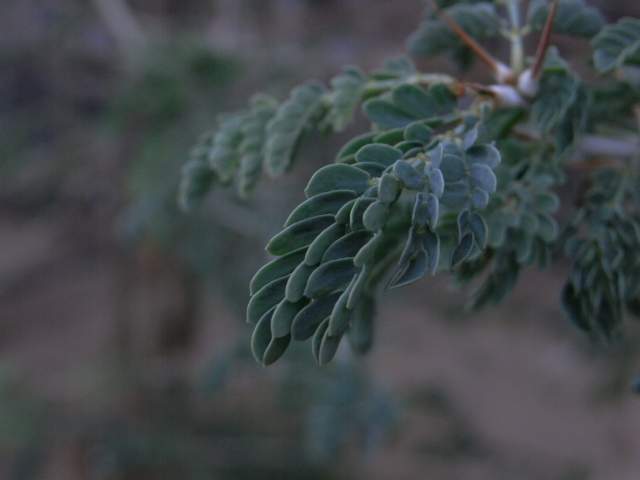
[[532, 0, 559, 78], [506, 0, 525, 73]]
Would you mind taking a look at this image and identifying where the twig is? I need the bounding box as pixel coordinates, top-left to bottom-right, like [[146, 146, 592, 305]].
[[531, 0, 558, 78], [428, 0, 512, 82], [506, 0, 525, 73]]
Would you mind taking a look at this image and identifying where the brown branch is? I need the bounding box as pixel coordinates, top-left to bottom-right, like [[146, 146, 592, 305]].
[[428, 0, 509, 80], [531, 0, 559, 78]]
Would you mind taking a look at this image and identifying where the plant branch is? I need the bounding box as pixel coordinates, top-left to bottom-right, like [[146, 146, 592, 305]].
[[428, 0, 511, 82], [531, 0, 558, 78], [506, 0, 525, 73]]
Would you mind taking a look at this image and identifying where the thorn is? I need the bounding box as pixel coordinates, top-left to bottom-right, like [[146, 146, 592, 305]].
[[531, 0, 559, 78], [428, 0, 512, 82]]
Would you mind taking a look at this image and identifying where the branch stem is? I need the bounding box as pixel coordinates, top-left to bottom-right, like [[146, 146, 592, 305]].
[[531, 0, 559, 78], [506, 0, 525, 73]]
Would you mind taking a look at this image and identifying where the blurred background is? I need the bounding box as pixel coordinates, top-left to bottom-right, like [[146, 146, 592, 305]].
[[1, 1, 640, 479]]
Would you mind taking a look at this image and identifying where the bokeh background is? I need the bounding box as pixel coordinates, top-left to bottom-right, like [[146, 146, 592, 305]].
[[1, 1, 640, 479]]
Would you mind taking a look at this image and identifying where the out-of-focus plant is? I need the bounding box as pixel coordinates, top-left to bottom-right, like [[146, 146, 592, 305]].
[[181, 1, 640, 387]]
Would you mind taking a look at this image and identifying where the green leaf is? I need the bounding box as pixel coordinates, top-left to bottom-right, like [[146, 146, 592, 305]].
[[356, 144, 402, 167], [441, 153, 466, 183], [354, 232, 384, 268], [251, 308, 274, 364], [285, 190, 357, 227], [324, 66, 367, 131], [592, 17, 640, 73], [286, 262, 316, 303], [335, 198, 358, 225], [363, 98, 416, 129], [319, 332, 342, 365], [305, 164, 371, 198], [337, 132, 377, 162], [392, 85, 437, 119], [393, 160, 425, 190], [471, 188, 489, 209], [263, 334, 291, 366], [532, 70, 580, 133], [466, 144, 501, 168], [451, 233, 474, 268], [323, 230, 372, 263], [178, 156, 216, 211], [404, 121, 433, 143], [390, 249, 428, 289], [353, 162, 386, 177], [312, 318, 330, 363], [374, 128, 405, 145], [429, 168, 445, 198], [267, 215, 336, 256], [378, 173, 403, 204], [209, 114, 245, 183], [528, 0, 604, 38], [265, 82, 326, 176], [291, 293, 341, 341], [363, 201, 390, 232], [412, 193, 430, 228], [328, 288, 352, 336], [347, 266, 369, 309], [422, 230, 441, 275], [305, 223, 345, 266], [304, 258, 358, 298], [237, 95, 278, 197], [271, 299, 309, 338], [535, 192, 560, 213], [350, 197, 376, 231], [470, 163, 497, 193], [468, 212, 488, 249], [247, 276, 288, 325], [392, 84, 456, 119], [250, 247, 307, 295]]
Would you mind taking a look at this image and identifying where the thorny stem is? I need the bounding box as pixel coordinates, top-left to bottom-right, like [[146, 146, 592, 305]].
[[531, 0, 559, 78], [505, 0, 525, 73], [428, 0, 512, 82]]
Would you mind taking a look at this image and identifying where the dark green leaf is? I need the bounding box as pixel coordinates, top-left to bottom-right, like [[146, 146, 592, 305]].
[[291, 293, 341, 341], [267, 215, 335, 256], [250, 247, 307, 295], [363, 201, 390, 232], [285, 190, 357, 226], [305, 164, 371, 197], [271, 298, 309, 338], [393, 160, 425, 190], [378, 173, 403, 204], [251, 308, 274, 364], [451, 233, 474, 268], [305, 223, 345, 265], [286, 262, 316, 302], [305, 258, 358, 298], [323, 230, 373, 263], [363, 98, 416, 129], [265, 82, 326, 176], [355, 144, 402, 167], [247, 276, 288, 324]]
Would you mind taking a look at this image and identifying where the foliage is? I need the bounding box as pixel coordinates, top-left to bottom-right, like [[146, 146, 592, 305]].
[[181, 0, 640, 386]]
